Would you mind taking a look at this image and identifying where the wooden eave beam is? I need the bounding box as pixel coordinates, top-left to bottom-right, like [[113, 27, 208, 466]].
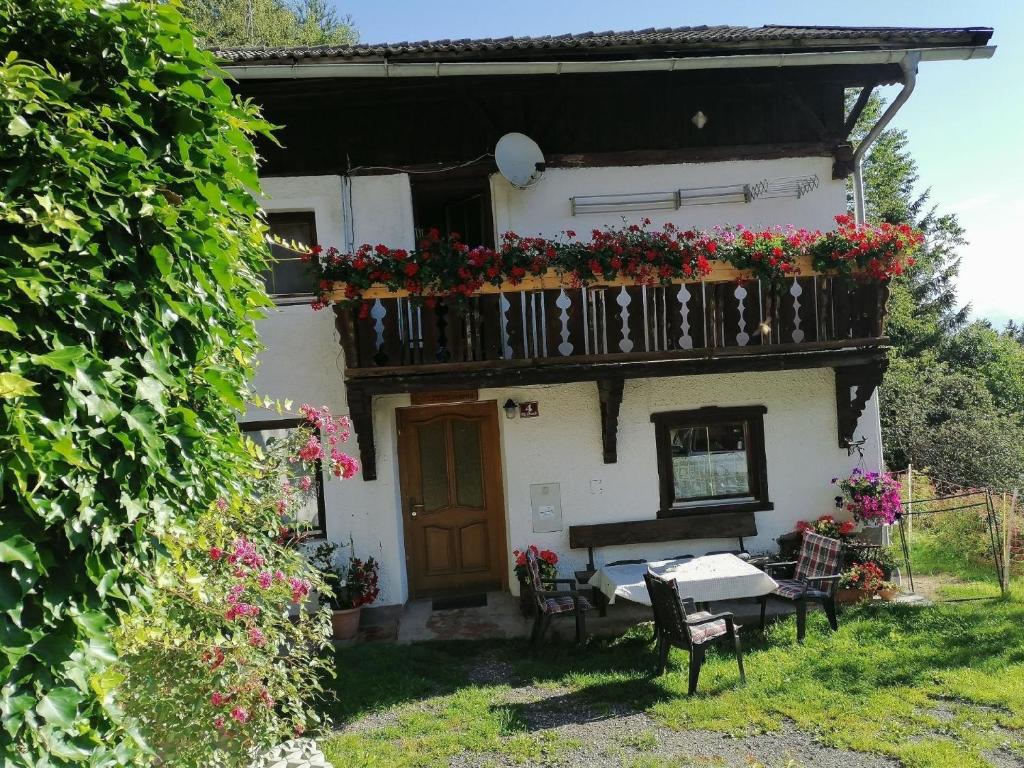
[[834, 357, 888, 448], [844, 82, 877, 137], [597, 377, 625, 464]]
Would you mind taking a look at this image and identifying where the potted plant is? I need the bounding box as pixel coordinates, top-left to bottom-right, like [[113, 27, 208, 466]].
[[832, 469, 903, 527], [877, 581, 900, 602], [836, 561, 885, 604], [796, 514, 857, 540], [512, 545, 558, 617], [309, 540, 380, 640]]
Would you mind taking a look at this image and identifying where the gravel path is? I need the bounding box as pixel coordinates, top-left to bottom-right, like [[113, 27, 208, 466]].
[[337, 654, 912, 768]]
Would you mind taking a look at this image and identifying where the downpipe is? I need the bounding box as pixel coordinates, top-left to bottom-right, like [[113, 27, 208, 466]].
[[852, 52, 920, 224]]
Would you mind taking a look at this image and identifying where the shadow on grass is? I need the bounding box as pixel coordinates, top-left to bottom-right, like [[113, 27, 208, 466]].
[[322, 597, 1024, 730], [495, 677, 672, 730]]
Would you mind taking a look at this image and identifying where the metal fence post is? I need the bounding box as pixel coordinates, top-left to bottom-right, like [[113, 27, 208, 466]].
[[905, 463, 913, 543], [1007, 490, 1017, 592]]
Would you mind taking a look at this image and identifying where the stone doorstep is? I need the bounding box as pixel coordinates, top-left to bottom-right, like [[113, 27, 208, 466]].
[[335, 590, 870, 646]]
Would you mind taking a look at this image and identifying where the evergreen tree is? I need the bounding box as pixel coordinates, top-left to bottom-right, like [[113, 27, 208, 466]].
[[851, 91, 1024, 487]]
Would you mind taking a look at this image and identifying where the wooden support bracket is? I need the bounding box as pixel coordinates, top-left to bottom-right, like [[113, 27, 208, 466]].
[[834, 360, 888, 448], [597, 377, 625, 464], [832, 142, 855, 179], [345, 382, 377, 481]]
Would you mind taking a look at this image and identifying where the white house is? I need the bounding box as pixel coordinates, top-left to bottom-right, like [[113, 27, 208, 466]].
[[218, 25, 994, 607]]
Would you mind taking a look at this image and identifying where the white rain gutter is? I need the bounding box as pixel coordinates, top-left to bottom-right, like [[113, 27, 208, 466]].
[[223, 45, 993, 80], [851, 52, 920, 224]]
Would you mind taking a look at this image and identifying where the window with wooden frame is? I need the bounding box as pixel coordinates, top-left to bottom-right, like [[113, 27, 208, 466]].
[[651, 406, 772, 517], [240, 418, 327, 537], [263, 211, 317, 303]]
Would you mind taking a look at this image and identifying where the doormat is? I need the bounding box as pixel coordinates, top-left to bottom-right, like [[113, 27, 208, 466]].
[[432, 594, 487, 611]]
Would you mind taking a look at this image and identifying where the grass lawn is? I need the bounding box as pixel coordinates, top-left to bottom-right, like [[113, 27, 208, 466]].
[[318, 586, 1024, 768]]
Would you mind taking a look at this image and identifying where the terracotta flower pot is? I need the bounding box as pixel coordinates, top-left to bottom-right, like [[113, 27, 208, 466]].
[[878, 588, 899, 602], [836, 587, 871, 605], [331, 606, 362, 640]]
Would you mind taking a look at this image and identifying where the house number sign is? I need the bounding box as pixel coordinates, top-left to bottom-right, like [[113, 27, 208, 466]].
[[519, 401, 539, 418]]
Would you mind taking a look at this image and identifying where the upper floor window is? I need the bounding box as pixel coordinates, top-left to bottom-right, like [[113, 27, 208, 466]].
[[264, 211, 317, 302], [651, 406, 772, 517], [410, 175, 494, 248]]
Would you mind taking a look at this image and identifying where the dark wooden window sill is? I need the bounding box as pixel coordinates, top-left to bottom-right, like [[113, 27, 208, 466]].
[[657, 500, 774, 519]]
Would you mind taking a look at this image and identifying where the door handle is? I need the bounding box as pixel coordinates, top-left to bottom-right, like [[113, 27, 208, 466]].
[[409, 500, 424, 518]]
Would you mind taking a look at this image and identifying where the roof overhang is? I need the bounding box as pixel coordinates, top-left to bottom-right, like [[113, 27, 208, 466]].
[[223, 44, 995, 80]]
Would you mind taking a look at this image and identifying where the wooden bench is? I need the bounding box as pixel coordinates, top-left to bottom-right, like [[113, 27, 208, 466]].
[[569, 512, 758, 614]]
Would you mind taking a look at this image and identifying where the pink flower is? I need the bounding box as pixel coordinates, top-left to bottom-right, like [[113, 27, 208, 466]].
[[274, 569, 286, 582], [216, 498, 228, 511], [210, 691, 229, 707], [297, 436, 323, 463], [230, 706, 249, 724], [257, 571, 272, 590], [299, 476, 313, 492], [289, 577, 311, 604], [209, 546, 223, 561], [248, 627, 267, 647], [260, 688, 274, 708], [331, 453, 360, 479], [213, 715, 225, 731]]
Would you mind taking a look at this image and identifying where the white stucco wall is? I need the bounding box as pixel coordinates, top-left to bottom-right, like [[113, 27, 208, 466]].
[[247, 175, 415, 605], [249, 159, 881, 607], [483, 371, 880, 593], [490, 156, 844, 239]]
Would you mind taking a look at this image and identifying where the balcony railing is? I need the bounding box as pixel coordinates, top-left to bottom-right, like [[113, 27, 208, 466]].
[[332, 271, 888, 372]]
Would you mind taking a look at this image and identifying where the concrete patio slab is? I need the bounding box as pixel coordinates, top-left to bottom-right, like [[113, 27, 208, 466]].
[[343, 590, 802, 646]]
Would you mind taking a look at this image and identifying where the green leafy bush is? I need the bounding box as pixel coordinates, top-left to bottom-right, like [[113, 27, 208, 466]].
[[112, 404, 356, 766], [0, 1, 335, 764]]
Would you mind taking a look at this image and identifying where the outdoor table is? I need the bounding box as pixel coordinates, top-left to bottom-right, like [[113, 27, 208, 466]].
[[585, 553, 779, 607]]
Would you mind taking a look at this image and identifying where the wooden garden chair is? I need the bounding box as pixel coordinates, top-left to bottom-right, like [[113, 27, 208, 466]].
[[526, 548, 592, 646], [643, 571, 746, 695], [759, 530, 842, 643]]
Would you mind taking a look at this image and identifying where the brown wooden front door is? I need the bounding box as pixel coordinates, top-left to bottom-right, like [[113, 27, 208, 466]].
[[397, 400, 508, 597]]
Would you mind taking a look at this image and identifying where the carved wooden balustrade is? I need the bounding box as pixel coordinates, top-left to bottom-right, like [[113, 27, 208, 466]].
[[332, 275, 888, 371]]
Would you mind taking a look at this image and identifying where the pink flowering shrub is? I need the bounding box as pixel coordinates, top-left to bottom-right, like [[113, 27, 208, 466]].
[[833, 469, 904, 526], [112, 402, 358, 766]]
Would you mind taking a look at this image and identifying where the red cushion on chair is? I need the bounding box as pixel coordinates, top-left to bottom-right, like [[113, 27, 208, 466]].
[[686, 611, 729, 643], [774, 578, 828, 600], [794, 532, 842, 583], [543, 595, 591, 614]]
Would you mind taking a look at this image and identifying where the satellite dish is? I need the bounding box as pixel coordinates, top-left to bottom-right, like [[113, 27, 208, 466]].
[[495, 132, 545, 189]]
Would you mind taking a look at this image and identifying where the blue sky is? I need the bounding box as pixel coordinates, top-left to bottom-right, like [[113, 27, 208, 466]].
[[336, 1, 1022, 325]]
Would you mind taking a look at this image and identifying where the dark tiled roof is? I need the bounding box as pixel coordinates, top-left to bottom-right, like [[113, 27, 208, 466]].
[[214, 25, 993, 64]]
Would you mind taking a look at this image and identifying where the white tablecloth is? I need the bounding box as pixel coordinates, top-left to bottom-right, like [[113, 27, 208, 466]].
[[585, 554, 778, 606]]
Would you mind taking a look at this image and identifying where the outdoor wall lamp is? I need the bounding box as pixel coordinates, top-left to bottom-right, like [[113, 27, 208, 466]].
[[503, 399, 518, 419]]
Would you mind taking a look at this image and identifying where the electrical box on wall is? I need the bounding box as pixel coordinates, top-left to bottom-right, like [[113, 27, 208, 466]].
[[529, 483, 563, 533]]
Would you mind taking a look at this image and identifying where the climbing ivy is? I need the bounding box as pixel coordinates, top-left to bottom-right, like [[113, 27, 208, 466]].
[[0, 1, 310, 763]]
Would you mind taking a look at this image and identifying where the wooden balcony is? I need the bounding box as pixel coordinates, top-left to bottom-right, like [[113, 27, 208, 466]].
[[332, 269, 888, 373], [331, 263, 891, 480]]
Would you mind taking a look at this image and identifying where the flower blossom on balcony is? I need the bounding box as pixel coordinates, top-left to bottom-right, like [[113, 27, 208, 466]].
[[305, 218, 923, 309]]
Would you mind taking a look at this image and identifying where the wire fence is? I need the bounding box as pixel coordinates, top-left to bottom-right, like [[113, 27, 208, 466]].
[[890, 465, 1019, 601]]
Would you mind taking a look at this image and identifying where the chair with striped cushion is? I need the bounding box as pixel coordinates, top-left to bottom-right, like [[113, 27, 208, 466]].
[[760, 531, 842, 643], [643, 571, 745, 694], [526, 548, 592, 646]]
